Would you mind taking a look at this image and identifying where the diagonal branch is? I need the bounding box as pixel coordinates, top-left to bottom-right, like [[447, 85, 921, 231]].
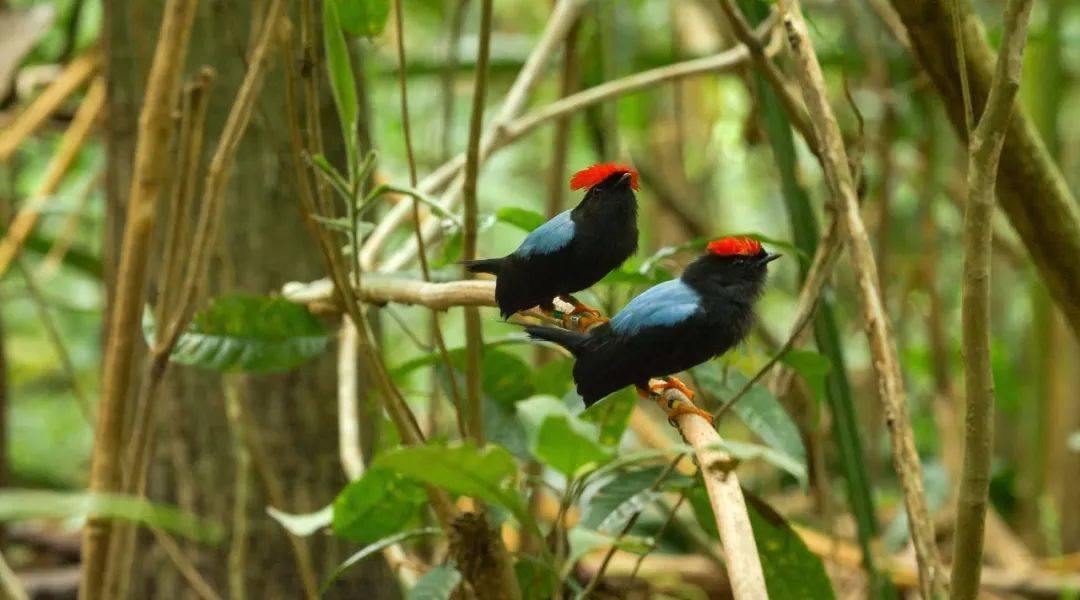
[[774, 1, 945, 596]]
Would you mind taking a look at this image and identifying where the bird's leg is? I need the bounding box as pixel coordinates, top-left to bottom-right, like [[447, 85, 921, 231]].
[[555, 295, 608, 332], [645, 377, 714, 426], [557, 294, 605, 319]]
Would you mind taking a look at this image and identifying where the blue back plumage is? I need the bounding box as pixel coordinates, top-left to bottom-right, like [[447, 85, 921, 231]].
[[515, 209, 575, 257], [609, 279, 702, 335]]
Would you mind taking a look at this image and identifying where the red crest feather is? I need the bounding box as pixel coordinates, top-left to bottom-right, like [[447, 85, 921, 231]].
[[706, 236, 762, 257], [569, 163, 639, 191]]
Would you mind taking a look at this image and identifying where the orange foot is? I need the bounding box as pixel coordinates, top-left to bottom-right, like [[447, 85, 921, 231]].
[[557, 295, 608, 331], [645, 377, 713, 426]]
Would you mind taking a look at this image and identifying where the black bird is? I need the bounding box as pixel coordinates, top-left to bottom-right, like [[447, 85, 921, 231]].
[[463, 163, 639, 320], [524, 236, 780, 421]]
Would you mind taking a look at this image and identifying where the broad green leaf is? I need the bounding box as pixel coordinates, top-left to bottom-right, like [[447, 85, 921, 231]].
[[407, 564, 461, 600], [686, 481, 719, 538], [374, 442, 527, 520], [781, 349, 831, 403], [267, 504, 331, 537], [721, 439, 807, 486], [0, 489, 222, 543], [692, 363, 807, 488], [484, 393, 529, 460], [579, 466, 664, 534], [323, 0, 358, 166], [170, 294, 330, 373], [565, 527, 650, 565], [533, 357, 573, 398], [337, 0, 391, 37], [581, 388, 635, 446], [496, 206, 546, 232], [517, 396, 611, 476], [746, 493, 835, 599], [325, 527, 441, 591], [395, 345, 534, 406], [333, 468, 426, 543], [515, 559, 557, 600]]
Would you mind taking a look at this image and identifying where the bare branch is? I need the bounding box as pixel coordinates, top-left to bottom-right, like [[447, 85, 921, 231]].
[[774, 0, 945, 596]]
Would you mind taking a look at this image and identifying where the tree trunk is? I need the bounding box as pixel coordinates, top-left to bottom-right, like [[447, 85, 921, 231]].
[[103, 1, 399, 597]]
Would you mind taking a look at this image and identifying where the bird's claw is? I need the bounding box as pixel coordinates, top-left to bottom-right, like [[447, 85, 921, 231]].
[[562, 311, 608, 332], [649, 376, 695, 401], [639, 378, 713, 427]]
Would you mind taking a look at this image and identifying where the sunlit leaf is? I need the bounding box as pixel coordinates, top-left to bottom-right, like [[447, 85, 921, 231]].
[[496, 206, 547, 232], [333, 468, 426, 543], [406, 563, 461, 600], [169, 295, 330, 373], [579, 466, 663, 534], [267, 504, 331, 537], [337, 0, 391, 37], [374, 442, 528, 521], [517, 396, 612, 477], [0, 489, 222, 543]]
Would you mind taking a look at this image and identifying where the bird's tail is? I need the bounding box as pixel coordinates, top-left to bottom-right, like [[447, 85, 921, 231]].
[[525, 325, 588, 356], [461, 257, 504, 275]]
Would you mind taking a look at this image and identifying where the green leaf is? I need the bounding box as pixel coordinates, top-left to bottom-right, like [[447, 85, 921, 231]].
[[0, 489, 222, 543], [533, 358, 574, 398], [170, 294, 330, 373], [686, 481, 719, 538], [333, 468, 427, 543], [323, 0, 359, 166], [374, 442, 527, 520], [325, 527, 441, 591], [407, 564, 461, 600], [496, 206, 547, 233], [311, 215, 375, 238], [720, 439, 807, 486], [267, 504, 332, 537], [579, 466, 664, 534], [581, 388, 635, 446], [692, 363, 807, 488], [516, 559, 557, 600], [746, 493, 835, 599], [337, 0, 391, 37], [566, 527, 650, 565], [781, 349, 831, 403], [517, 396, 612, 477]]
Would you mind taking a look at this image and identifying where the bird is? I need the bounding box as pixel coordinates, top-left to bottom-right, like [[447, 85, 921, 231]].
[[523, 236, 780, 423], [462, 162, 639, 323]]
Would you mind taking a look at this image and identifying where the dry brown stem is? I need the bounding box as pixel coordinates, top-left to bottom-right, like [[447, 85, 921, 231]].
[[79, 0, 199, 595], [0, 48, 99, 161], [774, 1, 944, 596], [950, 0, 1034, 596], [0, 76, 104, 278]]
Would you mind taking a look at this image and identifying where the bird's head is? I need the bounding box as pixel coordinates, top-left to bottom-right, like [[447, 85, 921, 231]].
[[685, 236, 780, 289], [570, 163, 639, 200]]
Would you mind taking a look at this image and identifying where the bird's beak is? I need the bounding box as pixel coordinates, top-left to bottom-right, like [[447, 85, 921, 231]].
[[617, 172, 632, 186], [760, 253, 782, 264]]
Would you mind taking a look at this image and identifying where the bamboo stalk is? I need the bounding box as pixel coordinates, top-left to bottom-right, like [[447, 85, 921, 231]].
[[949, 0, 1034, 596], [774, 1, 945, 596], [0, 76, 105, 279], [79, 0, 199, 595]]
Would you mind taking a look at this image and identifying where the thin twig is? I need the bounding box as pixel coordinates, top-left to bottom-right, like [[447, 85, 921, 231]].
[[393, 0, 465, 436], [950, 0, 1034, 597], [0, 548, 28, 600], [461, 0, 493, 444], [14, 260, 92, 422], [629, 491, 689, 580], [224, 378, 252, 600], [579, 457, 682, 597], [775, 1, 945, 596]]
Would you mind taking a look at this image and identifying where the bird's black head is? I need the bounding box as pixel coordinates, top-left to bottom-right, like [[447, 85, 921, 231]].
[[682, 236, 780, 296], [570, 163, 639, 203]]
